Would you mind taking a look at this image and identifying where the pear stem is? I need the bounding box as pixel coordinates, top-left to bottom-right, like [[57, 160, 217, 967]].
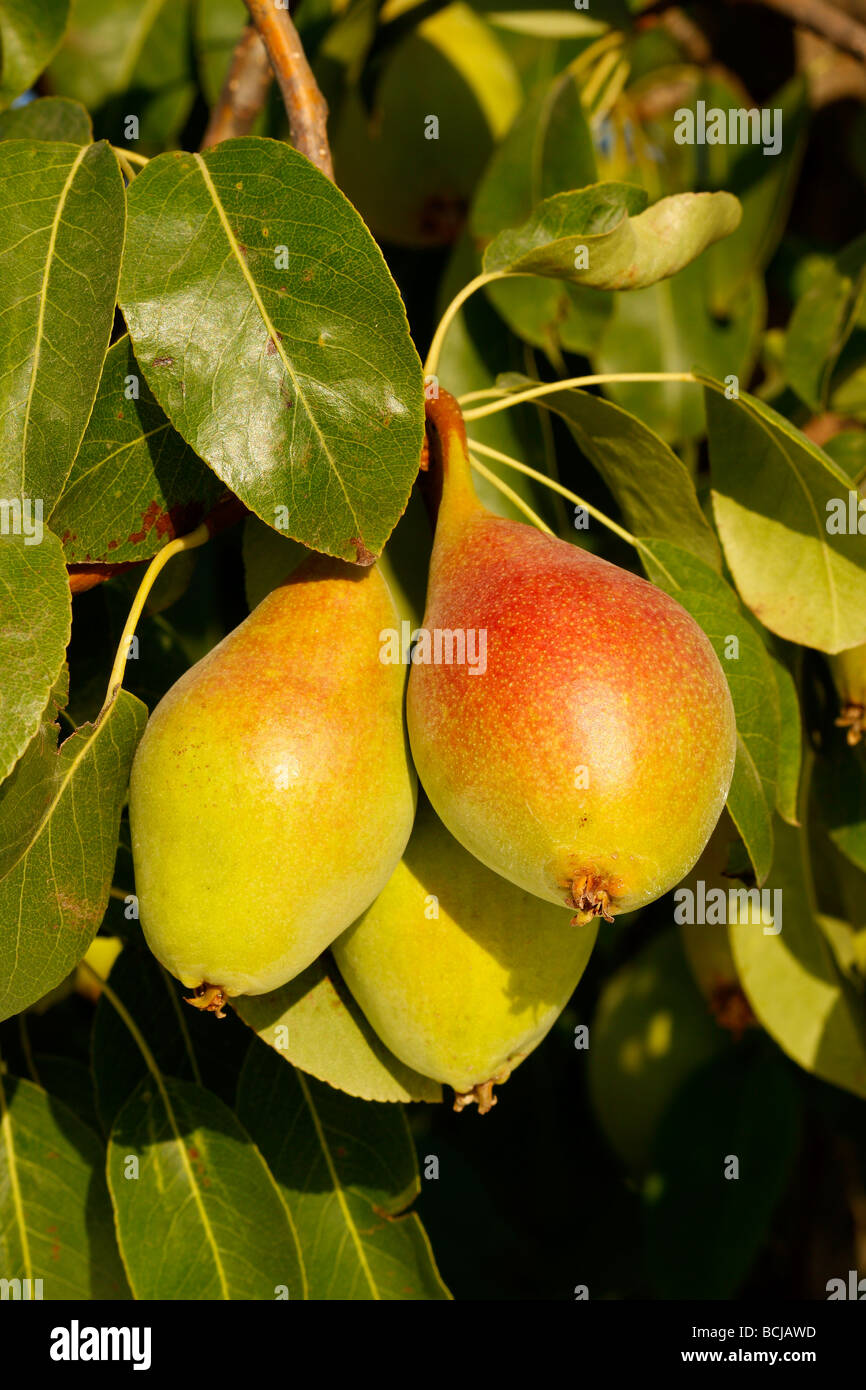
[[98, 524, 211, 720], [461, 372, 699, 419], [468, 453, 555, 534], [424, 271, 509, 378], [468, 438, 643, 552]]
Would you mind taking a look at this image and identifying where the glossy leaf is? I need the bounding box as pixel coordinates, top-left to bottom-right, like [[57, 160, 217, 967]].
[[706, 381, 866, 653], [495, 374, 720, 567], [120, 137, 425, 562], [0, 0, 70, 108], [0, 528, 71, 782], [0, 1073, 129, 1298], [484, 185, 741, 289], [237, 1041, 451, 1300], [0, 140, 126, 514], [50, 336, 224, 564], [0, 95, 90, 143], [107, 1075, 306, 1299], [234, 956, 442, 1105], [729, 815, 866, 1100], [0, 690, 146, 1022], [640, 539, 779, 883]]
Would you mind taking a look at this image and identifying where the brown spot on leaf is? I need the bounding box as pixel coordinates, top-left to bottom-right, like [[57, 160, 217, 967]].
[[266, 331, 284, 356], [280, 385, 293, 409], [350, 537, 375, 566], [107, 539, 118, 550], [152, 357, 174, 368]]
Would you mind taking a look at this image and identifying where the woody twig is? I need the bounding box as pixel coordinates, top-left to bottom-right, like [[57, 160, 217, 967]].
[[243, 0, 334, 179], [201, 25, 274, 150]]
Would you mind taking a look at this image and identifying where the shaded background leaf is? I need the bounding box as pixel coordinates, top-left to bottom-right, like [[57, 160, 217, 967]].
[[237, 1040, 451, 1299]]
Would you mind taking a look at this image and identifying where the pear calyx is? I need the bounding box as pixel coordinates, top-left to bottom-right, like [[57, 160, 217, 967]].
[[835, 701, 866, 746], [185, 984, 228, 1019], [566, 873, 617, 926], [452, 1075, 504, 1115]]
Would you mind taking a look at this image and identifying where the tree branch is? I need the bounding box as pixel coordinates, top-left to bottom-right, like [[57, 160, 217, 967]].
[[201, 25, 274, 150], [243, 0, 334, 179]]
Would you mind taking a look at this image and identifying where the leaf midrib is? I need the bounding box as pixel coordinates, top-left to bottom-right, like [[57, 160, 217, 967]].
[[190, 153, 361, 537], [20, 142, 90, 492]]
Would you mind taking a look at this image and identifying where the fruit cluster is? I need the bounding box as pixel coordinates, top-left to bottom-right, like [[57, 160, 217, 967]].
[[130, 392, 737, 1112]]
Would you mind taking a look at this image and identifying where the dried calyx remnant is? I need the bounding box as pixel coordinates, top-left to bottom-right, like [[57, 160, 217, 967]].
[[186, 984, 228, 1018], [453, 1077, 503, 1115], [836, 701, 866, 746], [566, 872, 616, 926]]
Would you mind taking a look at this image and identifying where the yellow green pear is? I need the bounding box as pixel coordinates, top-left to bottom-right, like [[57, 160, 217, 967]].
[[333, 796, 599, 1112], [129, 554, 416, 1008]]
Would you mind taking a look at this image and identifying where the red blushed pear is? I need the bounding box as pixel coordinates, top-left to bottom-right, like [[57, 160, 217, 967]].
[[407, 392, 736, 922], [129, 553, 416, 1012]]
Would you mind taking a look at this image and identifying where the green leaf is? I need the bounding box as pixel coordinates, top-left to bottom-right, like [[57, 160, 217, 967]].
[[471, 69, 597, 244], [107, 1075, 307, 1299], [704, 76, 810, 315], [50, 336, 224, 564], [0, 95, 90, 143], [47, 0, 195, 147], [92, 942, 251, 1133], [596, 261, 764, 443], [0, 0, 70, 108], [768, 645, 802, 825], [0, 140, 126, 515], [485, 10, 607, 37], [0, 528, 71, 782], [237, 1041, 451, 1300], [813, 743, 866, 876], [785, 233, 866, 413], [471, 69, 611, 357], [194, 0, 250, 107], [705, 381, 866, 653], [0, 690, 146, 1022], [484, 185, 741, 289], [643, 1048, 800, 1299], [0, 1074, 129, 1298], [729, 814, 866, 1100], [639, 539, 778, 883], [331, 4, 522, 249], [495, 376, 720, 567], [234, 956, 442, 1105], [119, 137, 425, 562]]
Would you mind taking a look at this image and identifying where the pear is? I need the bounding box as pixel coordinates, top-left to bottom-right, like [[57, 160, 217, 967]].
[[830, 642, 866, 745], [407, 391, 737, 922], [129, 555, 416, 1007], [333, 795, 599, 1112]]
